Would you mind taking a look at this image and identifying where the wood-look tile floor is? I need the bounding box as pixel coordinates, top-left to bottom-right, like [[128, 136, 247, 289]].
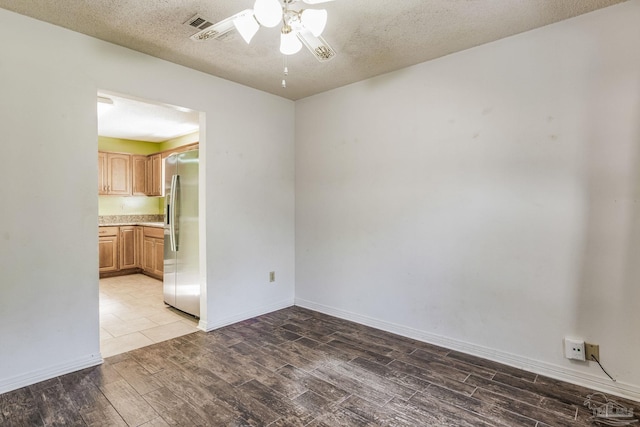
[[1, 306, 638, 426]]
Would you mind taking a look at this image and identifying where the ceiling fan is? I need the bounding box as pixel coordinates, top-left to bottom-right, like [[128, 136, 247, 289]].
[[188, 0, 337, 63]]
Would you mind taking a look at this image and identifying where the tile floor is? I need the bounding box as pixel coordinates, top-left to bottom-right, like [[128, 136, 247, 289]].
[[3, 306, 637, 426], [99, 274, 199, 357]]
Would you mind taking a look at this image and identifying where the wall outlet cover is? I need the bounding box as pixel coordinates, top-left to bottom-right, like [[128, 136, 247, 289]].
[[564, 338, 586, 361]]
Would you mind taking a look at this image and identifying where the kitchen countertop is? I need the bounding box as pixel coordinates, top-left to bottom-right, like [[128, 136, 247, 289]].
[[99, 222, 164, 228]]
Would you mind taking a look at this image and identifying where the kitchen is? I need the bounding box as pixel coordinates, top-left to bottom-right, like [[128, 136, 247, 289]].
[[97, 92, 202, 357]]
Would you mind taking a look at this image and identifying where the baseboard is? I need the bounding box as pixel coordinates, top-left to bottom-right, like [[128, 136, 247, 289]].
[[0, 354, 103, 395], [99, 268, 142, 279], [198, 298, 295, 332], [295, 298, 640, 402]]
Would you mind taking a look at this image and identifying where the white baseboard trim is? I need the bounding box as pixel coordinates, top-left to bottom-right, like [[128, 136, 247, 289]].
[[198, 298, 294, 332], [295, 298, 640, 402], [0, 354, 103, 395]]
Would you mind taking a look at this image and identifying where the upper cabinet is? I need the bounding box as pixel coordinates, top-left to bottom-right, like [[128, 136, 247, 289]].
[[146, 154, 162, 196], [130, 154, 161, 196], [99, 152, 131, 195], [132, 155, 148, 196], [99, 151, 145, 197], [99, 143, 197, 197]]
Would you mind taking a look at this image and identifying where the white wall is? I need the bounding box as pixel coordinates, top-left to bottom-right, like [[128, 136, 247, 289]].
[[295, 1, 640, 400], [0, 8, 295, 393]]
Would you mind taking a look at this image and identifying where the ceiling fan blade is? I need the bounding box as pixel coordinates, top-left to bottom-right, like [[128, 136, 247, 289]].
[[302, 0, 335, 4], [297, 29, 336, 62], [189, 9, 254, 42]]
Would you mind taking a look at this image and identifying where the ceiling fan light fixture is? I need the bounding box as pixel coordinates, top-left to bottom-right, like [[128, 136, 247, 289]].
[[233, 13, 260, 43], [188, 0, 338, 86], [254, 0, 282, 28], [300, 9, 327, 37], [297, 28, 336, 61], [280, 25, 302, 55]]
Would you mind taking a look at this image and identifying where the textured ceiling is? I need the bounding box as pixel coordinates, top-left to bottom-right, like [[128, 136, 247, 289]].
[[0, 0, 627, 100]]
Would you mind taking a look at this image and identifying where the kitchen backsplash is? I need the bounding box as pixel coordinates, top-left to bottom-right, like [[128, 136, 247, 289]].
[[99, 214, 164, 225], [98, 196, 164, 216]]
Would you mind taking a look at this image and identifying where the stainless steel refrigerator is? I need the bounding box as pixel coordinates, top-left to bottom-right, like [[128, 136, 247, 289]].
[[164, 149, 200, 317]]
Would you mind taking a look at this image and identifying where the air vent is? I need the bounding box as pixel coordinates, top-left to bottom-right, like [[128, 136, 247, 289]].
[[184, 14, 214, 31], [187, 10, 254, 42]]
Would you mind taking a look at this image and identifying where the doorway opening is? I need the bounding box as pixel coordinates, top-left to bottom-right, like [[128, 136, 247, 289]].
[[97, 91, 203, 357]]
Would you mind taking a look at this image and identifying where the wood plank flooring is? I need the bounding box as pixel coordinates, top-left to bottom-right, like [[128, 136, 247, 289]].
[[1, 306, 638, 426]]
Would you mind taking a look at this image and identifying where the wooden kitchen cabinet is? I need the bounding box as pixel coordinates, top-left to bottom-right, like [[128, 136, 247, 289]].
[[100, 225, 164, 278], [162, 143, 199, 158], [142, 236, 154, 273], [132, 155, 147, 196], [135, 226, 144, 268], [142, 227, 164, 279], [98, 227, 119, 273], [146, 153, 162, 196], [119, 226, 136, 270], [98, 152, 132, 195], [99, 147, 201, 197], [153, 239, 164, 278]]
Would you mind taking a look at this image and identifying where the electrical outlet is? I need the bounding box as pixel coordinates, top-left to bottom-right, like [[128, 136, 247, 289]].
[[269, 271, 275, 283], [564, 338, 586, 361], [585, 343, 600, 362]]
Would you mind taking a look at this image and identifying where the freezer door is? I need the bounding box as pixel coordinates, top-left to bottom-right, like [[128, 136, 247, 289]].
[[174, 150, 200, 317], [163, 154, 178, 307]]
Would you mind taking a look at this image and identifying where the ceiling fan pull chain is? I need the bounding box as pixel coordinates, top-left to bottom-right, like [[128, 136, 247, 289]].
[[282, 55, 288, 88]]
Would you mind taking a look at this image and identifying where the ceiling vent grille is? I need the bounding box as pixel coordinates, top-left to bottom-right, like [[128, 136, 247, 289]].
[[184, 14, 214, 31], [185, 13, 237, 41]]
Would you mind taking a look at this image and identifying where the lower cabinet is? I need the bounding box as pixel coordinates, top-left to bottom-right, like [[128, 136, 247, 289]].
[[99, 225, 163, 279], [142, 227, 164, 280], [135, 226, 144, 268], [142, 236, 155, 273], [98, 227, 119, 273], [119, 226, 137, 270], [154, 239, 164, 278]]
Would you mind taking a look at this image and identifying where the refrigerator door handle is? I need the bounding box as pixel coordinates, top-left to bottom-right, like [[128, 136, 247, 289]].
[[169, 174, 179, 252], [174, 174, 181, 251]]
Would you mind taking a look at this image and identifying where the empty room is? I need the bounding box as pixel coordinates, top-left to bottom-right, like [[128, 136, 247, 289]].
[[1, 0, 639, 425]]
